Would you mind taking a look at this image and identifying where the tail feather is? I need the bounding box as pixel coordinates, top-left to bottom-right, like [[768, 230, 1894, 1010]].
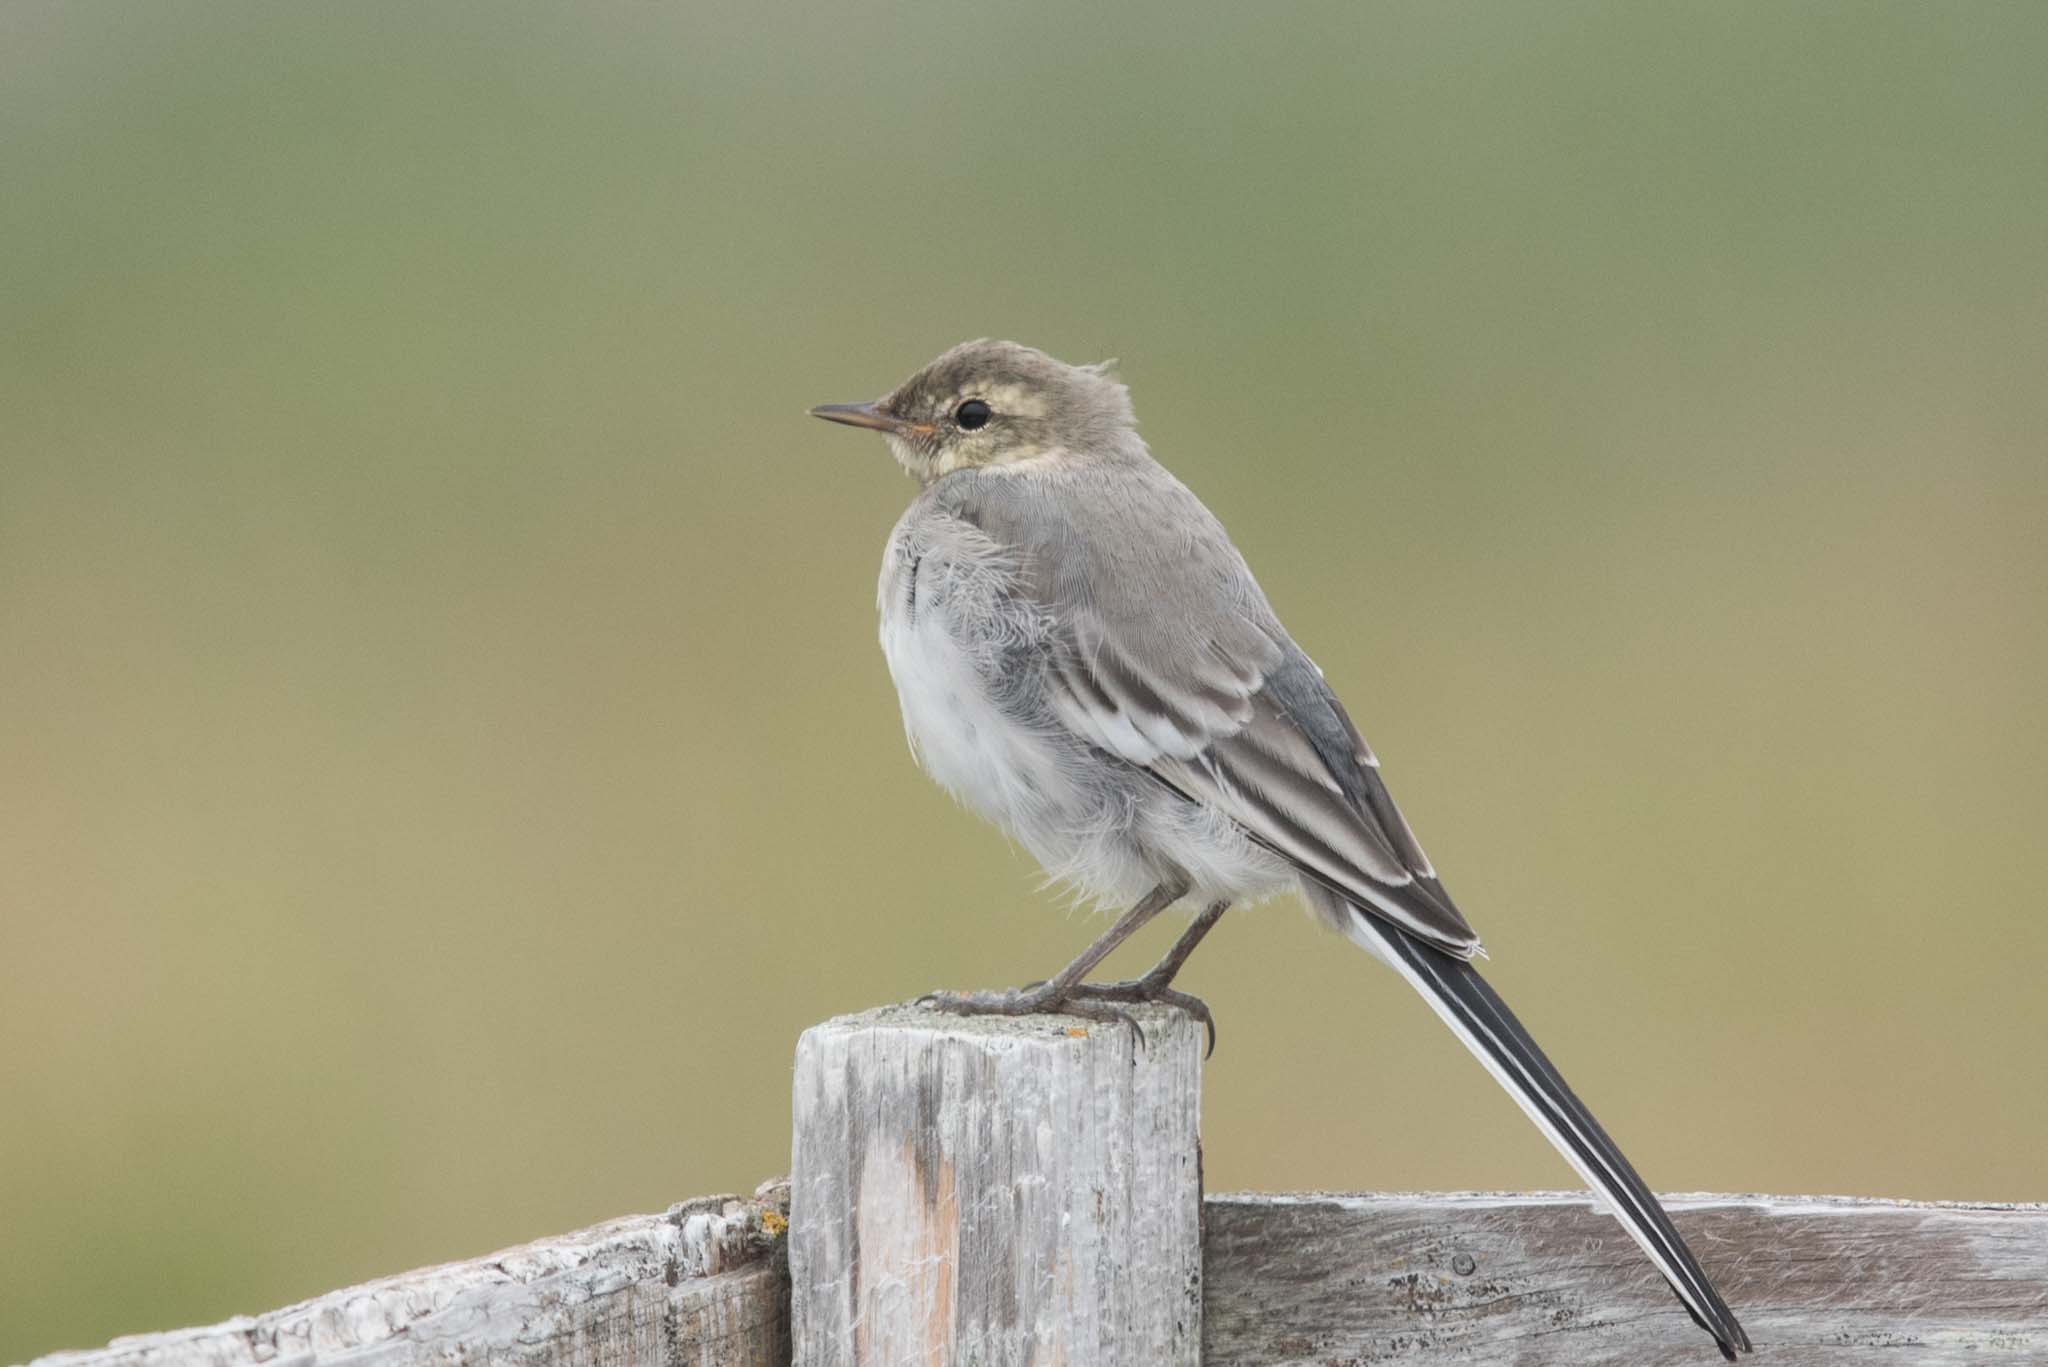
[[1340, 902, 1750, 1359]]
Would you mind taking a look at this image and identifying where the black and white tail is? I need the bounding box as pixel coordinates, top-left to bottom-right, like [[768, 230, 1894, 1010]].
[[1341, 904, 1751, 1360]]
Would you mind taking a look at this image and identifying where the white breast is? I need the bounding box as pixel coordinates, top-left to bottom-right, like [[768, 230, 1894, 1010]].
[[874, 505, 1297, 912], [876, 517, 1078, 842]]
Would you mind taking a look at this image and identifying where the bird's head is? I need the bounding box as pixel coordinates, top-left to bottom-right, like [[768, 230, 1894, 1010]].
[[809, 339, 1133, 483]]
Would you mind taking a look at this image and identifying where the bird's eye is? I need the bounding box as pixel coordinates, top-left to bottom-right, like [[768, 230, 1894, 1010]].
[[954, 399, 992, 431]]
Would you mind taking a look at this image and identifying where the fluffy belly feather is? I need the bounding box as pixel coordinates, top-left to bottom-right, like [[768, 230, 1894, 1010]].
[[876, 525, 1292, 911], [879, 599, 1075, 843]]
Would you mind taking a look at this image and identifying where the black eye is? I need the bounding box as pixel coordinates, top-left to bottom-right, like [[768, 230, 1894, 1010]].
[[954, 399, 992, 430]]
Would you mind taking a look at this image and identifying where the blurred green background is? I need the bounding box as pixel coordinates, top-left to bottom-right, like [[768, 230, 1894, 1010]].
[[4, 2, 2045, 1359]]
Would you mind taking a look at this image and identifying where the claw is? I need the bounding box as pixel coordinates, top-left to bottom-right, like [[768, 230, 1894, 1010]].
[[1054, 996, 1146, 1049], [1061, 979, 1219, 1057], [1150, 986, 1216, 1058], [914, 970, 1220, 1059], [914, 986, 1148, 1051], [920, 987, 1040, 1017]]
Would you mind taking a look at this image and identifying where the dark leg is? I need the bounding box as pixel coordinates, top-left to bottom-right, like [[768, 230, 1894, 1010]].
[[1140, 899, 1228, 987], [920, 878, 1189, 1034], [1067, 901, 1230, 1055]]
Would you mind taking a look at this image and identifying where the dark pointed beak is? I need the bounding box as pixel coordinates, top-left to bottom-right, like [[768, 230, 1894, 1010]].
[[808, 401, 899, 433]]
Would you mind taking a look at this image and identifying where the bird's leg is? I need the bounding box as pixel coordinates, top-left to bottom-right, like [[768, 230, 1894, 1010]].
[[1139, 898, 1228, 987], [1065, 900, 1229, 1055], [919, 879, 1189, 1036]]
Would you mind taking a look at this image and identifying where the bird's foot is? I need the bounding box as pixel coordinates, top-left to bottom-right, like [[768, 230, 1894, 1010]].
[[917, 984, 1145, 1045], [1063, 977, 1217, 1058]]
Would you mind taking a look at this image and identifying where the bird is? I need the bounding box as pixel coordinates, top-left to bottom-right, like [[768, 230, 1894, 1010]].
[[809, 338, 1750, 1360]]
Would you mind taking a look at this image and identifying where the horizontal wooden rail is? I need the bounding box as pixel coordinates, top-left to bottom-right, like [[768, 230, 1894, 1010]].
[[20, 1006, 2047, 1365], [1204, 1189, 2047, 1363], [23, 1185, 794, 1367], [27, 1187, 2043, 1366]]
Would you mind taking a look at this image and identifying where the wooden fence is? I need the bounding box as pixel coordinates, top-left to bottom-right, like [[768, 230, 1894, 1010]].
[[23, 1004, 2046, 1366]]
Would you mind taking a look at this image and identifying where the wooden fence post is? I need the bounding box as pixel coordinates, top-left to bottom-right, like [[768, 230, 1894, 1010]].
[[788, 1002, 1204, 1366], [17, 1002, 2048, 1366]]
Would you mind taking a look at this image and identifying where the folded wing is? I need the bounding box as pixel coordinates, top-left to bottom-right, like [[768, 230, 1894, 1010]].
[[1044, 603, 1481, 957]]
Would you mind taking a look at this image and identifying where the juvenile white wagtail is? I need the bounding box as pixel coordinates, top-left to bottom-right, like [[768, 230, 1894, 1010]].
[[810, 339, 1749, 1359]]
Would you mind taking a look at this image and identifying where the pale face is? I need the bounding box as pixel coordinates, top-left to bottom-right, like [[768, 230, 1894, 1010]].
[[811, 340, 1130, 485], [881, 376, 1057, 481]]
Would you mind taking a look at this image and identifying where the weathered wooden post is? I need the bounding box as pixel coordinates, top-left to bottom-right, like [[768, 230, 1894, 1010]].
[[16, 995, 2048, 1367], [788, 1002, 1204, 1366]]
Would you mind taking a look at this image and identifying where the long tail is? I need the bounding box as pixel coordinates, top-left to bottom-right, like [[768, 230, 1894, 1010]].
[[1340, 903, 1751, 1359]]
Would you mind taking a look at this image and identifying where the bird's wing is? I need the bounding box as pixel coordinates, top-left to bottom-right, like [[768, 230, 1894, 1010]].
[[939, 467, 1746, 1355], [1052, 575, 1749, 1351], [938, 460, 1477, 954], [1045, 600, 1482, 957]]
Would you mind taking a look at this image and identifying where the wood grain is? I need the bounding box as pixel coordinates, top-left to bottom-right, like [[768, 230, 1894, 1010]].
[[789, 1002, 1204, 1366], [23, 1184, 791, 1367], [23, 1000, 2046, 1367], [1203, 1190, 2048, 1364]]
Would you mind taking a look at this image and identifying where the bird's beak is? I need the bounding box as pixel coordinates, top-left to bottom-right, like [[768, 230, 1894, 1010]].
[[808, 401, 900, 433]]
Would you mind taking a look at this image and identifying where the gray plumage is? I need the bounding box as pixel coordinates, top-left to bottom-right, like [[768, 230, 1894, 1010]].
[[810, 339, 1749, 1359], [881, 417, 1475, 954]]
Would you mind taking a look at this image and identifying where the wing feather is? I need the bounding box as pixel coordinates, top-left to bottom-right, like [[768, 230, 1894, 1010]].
[[1046, 611, 1480, 956], [936, 463, 1481, 956]]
